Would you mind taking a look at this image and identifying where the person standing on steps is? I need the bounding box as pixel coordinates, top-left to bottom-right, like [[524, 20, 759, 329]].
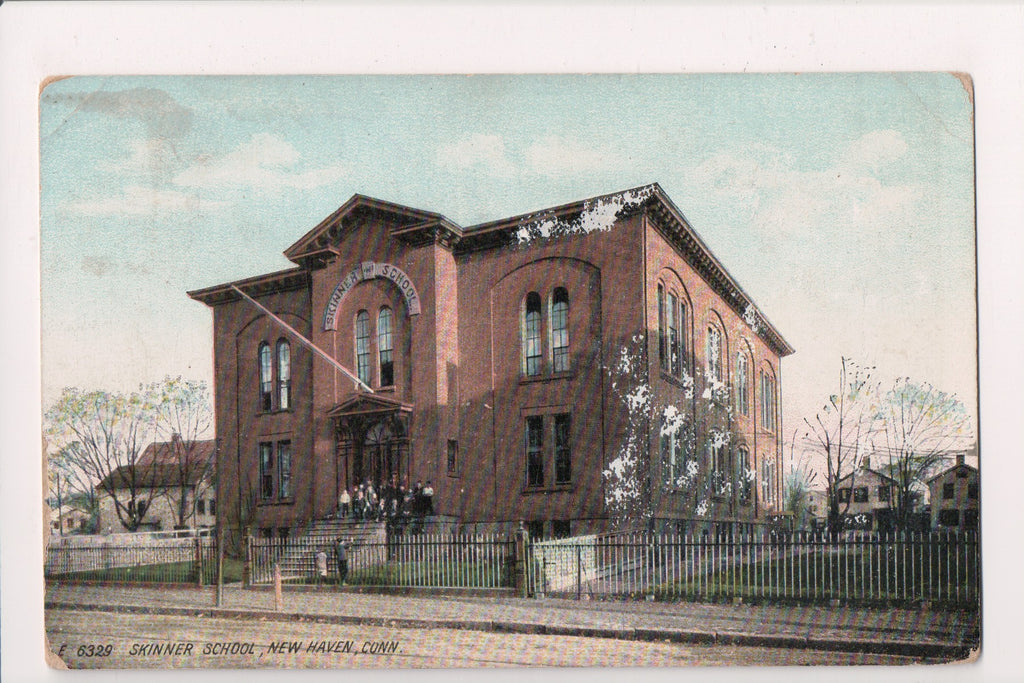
[[335, 537, 348, 586], [338, 488, 351, 519], [423, 481, 435, 516]]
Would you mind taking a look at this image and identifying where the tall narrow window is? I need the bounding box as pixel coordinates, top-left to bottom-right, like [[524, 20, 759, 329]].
[[677, 301, 687, 377], [259, 442, 274, 500], [355, 310, 371, 386], [661, 417, 685, 484], [668, 293, 680, 376], [736, 353, 749, 416], [277, 440, 292, 499], [761, 457, 774, 505], [554, 413, 571, 484], [760, 370, 776, 432], [378, 307, 394, 387], [276, 339, 291, 410], [706, 326, 722, 383], [738, 447, 751, 504], [523, 292, 542, 376], [657, 284, 667, 371], [551, 288, 569, 373], [447, 439, 459, 475], [258, 343, 273, 411], [526, 416, 544, 486]]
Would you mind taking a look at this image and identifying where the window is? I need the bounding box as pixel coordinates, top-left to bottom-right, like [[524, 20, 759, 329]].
[[943, 482, 955, 500], [668, 293, 680, 376], [554, 413, 572, 484], [760, 370, 777, 432], [761, 459, 775, 505], [706, 326, 722, 383], [259, 442, 274, 500], [853, 487, 869, 503], [355, 311, 371, 386], [709, 442, 725, 479], [526, 416, 544, 486], [938, 509, 960, 527], [209, 499, 216, 516], [276, 339, 291, 410], [551, 288, 569, 373], [258, 342, 273, 412], [964, 509, 979, 528], [837, 487, 851, 504], [278, 441, 292, 500], [677, 301, 687, 377], [738, 447, 751, 504], [526, 520, 545, 540], [378, 307, 394, 387], [197, 498, 206, 515], [877, 485, 890, 502], [523, 293, 542, 376], [447, 439, 458, 475], [661, 420, 685, 485], [657, 284, 667, 372], [736, 353, 749, 416], [967, 481, 978, 500], [552, 520, 571, 539]]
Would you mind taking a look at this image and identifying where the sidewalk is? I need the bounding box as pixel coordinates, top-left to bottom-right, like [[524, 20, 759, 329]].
[[45, 583, 979, 660]]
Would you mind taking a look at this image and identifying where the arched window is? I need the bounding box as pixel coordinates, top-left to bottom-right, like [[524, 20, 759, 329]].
[[738, 447, 752, 504], [550, 287, 569, 373], [276, 339, 291, 410], [736, 352, 749, 416], [523, 292, 542, 376], [355, 310, 371, 386], [258, 342, 273, 412], [706, 326, 722, 384], [378, 307, 394, 387], [657, 284, 667, 371]]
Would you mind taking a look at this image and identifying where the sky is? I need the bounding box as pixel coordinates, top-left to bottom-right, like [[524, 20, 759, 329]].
[[39, 73, 977, 458]]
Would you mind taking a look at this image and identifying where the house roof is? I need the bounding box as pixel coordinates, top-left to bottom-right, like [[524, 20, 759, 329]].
[[926, 462, 978, 485], [99, 438, 216, 491], [835, 468, 897, 486]]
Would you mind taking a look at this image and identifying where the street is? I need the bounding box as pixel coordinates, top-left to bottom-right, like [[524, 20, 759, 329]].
[[46, 609, 935, 668]]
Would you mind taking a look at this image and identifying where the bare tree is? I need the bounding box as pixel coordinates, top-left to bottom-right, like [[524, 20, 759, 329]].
[[803, 357, 878, 537], [875, 378, 972, 530], [147, 377, 214, 529], [47, 442, 99, 533]]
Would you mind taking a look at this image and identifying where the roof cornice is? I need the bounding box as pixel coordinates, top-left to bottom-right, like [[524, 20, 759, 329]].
[[187, 267, 310, 306]]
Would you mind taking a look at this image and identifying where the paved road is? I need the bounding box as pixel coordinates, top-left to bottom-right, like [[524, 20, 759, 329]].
[[46, 609, 935, 668]]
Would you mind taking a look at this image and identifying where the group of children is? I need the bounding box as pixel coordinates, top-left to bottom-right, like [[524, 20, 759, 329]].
[[336, 480, 435, 522]]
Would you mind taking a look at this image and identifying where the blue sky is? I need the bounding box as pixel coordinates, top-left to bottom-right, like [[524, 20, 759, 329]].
[[40, 73, 977, 447]]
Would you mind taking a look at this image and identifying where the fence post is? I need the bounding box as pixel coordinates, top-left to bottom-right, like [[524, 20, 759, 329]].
[[194, 537, 203, 587], [242, 528, 252, 588], [273, 563, 283, 611], [514, 525, 529, 598], [576, 544, 582, 600]]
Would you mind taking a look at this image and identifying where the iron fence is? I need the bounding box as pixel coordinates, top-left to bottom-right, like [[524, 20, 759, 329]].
[[248, 533, 515, 589], [527, 531, 980, 606]]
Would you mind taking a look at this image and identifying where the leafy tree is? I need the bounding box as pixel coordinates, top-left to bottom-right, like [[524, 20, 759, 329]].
[[45, 387, 158, 532], [875, 378, 971, 529], [47, 442, 99, 534], [803, 357, 878, 537], [147, 376, 214, 529]]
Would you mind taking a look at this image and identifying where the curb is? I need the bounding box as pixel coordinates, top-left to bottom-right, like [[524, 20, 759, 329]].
[[45, 601, 972, 660]]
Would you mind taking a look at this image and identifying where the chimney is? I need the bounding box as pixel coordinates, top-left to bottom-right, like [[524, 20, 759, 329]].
[[956, 452, 965, 467], [862, 455, 870, 471]]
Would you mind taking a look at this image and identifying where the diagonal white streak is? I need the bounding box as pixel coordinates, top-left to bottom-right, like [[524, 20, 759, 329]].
[[229, 284, 373, 394]]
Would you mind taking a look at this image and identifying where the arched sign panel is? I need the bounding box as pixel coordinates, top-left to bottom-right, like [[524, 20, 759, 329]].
[[323, 261, 421, 330]]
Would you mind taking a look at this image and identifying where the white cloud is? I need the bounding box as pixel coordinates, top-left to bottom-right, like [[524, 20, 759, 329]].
[[172, 133, 348, 190], [65, 186, 227, 217], [524, 135, 621, 177], [97, 138, 179, 178], [839, 130, 909, 173], [435, 134, 514, 176]]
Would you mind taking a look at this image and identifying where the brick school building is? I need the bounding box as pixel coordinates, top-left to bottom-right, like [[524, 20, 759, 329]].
[[189, 184, 793, 540]]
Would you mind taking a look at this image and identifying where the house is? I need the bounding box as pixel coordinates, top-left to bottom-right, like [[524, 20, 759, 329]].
[[927, 454, 979, 532], [96, 437, 216, 532], [189, 184, 793, 539], [49, 506, 92, 536], [834, 463, 898, 532]]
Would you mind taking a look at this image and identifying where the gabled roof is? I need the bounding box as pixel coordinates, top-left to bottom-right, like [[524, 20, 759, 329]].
[[283, 194, 463, 265], [327, 392, 412, 419], [926, 462, 978, 485], [138, 437, 216, 469], [99, 438, 216, 491], [835, 468, 897, 486]]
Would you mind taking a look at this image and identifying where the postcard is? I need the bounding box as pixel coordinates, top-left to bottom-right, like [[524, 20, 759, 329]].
[[37, 70, 982, 671]]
